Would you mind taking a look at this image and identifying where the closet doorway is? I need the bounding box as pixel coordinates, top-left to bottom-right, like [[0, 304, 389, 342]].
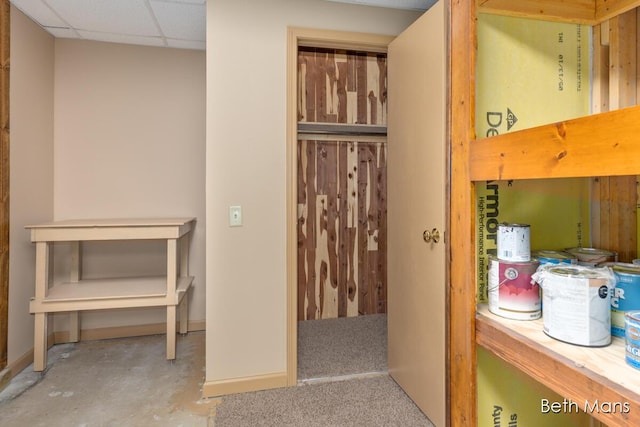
[[288, 29, 393, 383]]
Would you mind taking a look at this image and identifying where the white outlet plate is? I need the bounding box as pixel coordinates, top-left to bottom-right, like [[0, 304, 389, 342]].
[[229, 205, 242, 227]]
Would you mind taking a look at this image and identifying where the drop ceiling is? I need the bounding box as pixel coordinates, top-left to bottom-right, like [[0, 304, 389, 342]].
[[10, 0, 434, 51]]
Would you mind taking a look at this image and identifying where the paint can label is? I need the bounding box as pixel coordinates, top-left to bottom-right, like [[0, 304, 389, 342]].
[[488, 256, 540, 320], [497, 223, 530, 262], [625, 311, 640, 369], [533, 265, 614, 347], [604, 263, 640, 337]]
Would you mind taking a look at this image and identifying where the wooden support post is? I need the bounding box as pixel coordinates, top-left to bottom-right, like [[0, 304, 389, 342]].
[[450, 0, 477, 425]]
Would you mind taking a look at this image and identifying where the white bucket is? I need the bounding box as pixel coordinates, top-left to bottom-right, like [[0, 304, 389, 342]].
[[532, 265, 615, 347]]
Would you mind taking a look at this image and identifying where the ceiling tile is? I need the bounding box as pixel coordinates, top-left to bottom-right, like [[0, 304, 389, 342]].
[[11, 0, 67, 27], [44, 26, 77, 38], [76, 30, 165, 48], [46, 0, 161, 36], [167, 39, 206, 50], [161, 0, 205, 4], [150, 1, 205, 41]]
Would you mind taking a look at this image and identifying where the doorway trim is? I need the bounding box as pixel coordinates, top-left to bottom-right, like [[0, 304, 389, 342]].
[[285, 27, 395, 385], [0, 0, 9, 377]]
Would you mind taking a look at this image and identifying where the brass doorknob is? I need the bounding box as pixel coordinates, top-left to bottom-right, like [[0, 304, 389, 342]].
[[423, 228, 440, 243]]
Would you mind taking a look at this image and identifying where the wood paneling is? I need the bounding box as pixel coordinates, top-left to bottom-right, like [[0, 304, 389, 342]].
[[297, 46, 387, 320], [0, 0, 9, 373], [297, 139, 386, 320], [591, 10, 638, 262], [298, 47, 387, 126]]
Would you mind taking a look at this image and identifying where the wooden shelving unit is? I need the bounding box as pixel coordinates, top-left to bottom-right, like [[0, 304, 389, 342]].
[[25, 218, 195, 372], [449, 1, 640, 426]]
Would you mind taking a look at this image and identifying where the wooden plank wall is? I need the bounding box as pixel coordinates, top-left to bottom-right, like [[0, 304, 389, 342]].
[[0, 0, 9, 374], [298, 47, 387, 125], [297, 139, 387, 320], [297, 46, 388, 320], [591, 9, 638, 263]]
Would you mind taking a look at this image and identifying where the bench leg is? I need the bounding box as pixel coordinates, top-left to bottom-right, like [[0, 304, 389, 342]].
[[69, 311, 80, 343], [167, 305, 176, 360], [33, 312, 48, 372], [179, 291, 189, 335]]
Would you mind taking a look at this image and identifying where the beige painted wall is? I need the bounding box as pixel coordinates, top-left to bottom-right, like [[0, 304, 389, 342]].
[[52, 40, 206, 331], [8, 6, 55, 365], [205, 0, 420, 390], [8, 11, 206, 369]]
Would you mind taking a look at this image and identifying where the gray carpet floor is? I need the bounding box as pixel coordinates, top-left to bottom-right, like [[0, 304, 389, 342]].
[[212, 374, 434, 427], [211, 314, 434, 426], [297, 313, 387, 381]]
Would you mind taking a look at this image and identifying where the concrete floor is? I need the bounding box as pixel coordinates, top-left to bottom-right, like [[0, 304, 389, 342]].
[[0, 331, 216, 427]]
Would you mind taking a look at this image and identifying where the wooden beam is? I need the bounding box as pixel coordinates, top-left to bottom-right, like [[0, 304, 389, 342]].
[[477, 0, 640, 24], [469, 106, 640, 181], [450, 0, 477, 425], [0, 0, 9, 373], [477, 0, 597, 24], [596, 0, 640, 23]]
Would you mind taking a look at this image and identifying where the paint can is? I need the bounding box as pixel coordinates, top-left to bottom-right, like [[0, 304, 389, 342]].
[[488, 255, 540, 320], [531, 250, 577, 265], [564, 247, 617, 266], [599, 263, 640, 337], [625, 311, 640, 369], [532, 265, 615, 347], [497, 223, 531, 262]]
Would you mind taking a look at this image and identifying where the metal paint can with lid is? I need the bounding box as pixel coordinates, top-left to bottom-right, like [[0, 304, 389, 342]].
[[488, 255, 540, 320], [497, 223, 531, 262], [599, 262, 640, 337], [532, 250, 577, 265], [625, 311, 640, 369], [564, 247, 617, 266], [532, 265, 615, 347]]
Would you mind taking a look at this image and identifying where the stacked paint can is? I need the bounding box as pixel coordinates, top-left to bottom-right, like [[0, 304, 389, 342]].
[[531, 250, 577, 266], [598, 262, 640, 338], [532, 265, 615, 347], [565, 247, 617, 266], [625, 311, 640, 369], [488, 223, 541, 320]]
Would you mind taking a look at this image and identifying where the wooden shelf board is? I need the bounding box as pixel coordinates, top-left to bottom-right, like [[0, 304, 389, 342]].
[[30, 276, 193, 313], [469, 106, 640, 181], [477, 305, 640, 427]]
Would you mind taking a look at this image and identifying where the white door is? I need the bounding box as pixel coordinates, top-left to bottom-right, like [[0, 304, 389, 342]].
[[387, 1, 447, 426]]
